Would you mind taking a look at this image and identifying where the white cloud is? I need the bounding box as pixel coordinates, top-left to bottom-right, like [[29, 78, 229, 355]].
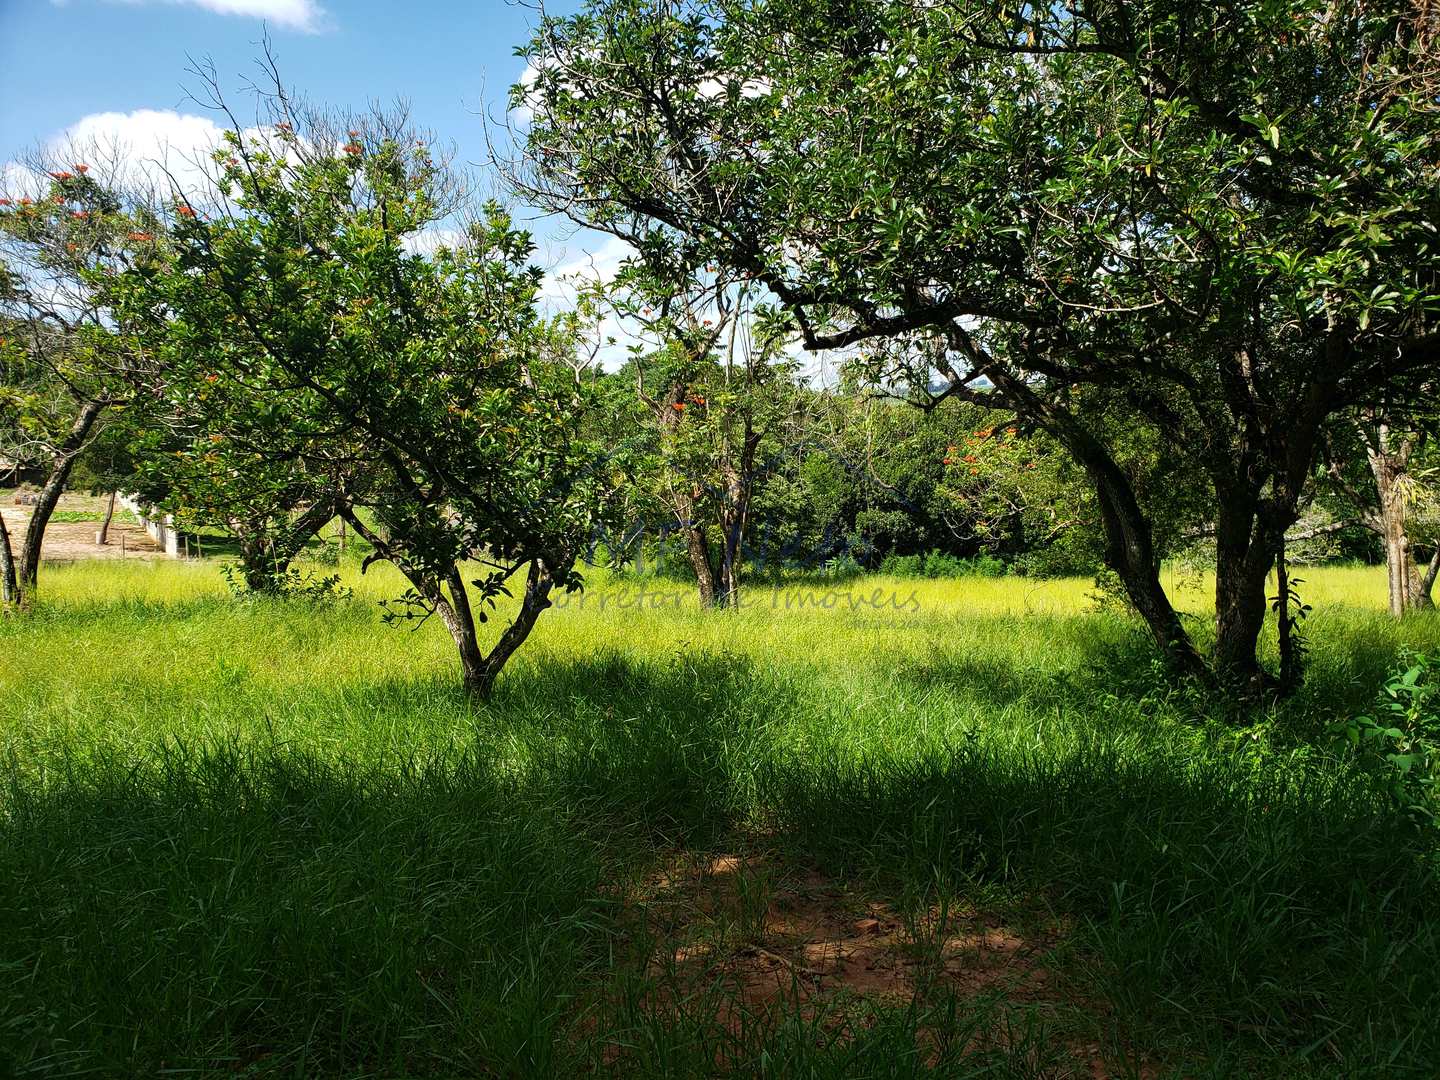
[[401, 227, 468, 256], [542, 233, 634, 299], [1, 109, 234, 203], [79, 0, 327, 32], [537, 234, 638, 368], [2, 109, 306, 205], [697, 75, 773, 101], [509, 61, 545, 129]]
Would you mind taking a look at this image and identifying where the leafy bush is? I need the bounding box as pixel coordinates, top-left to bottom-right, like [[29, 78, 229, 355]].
[[879, 553, 923, 577], [879, 551, 1007, 578], [820, 552, 864, 580], [220, 563, 353, 604], [1329, 651, 1440, 824], [925, 551, 1007, 578]]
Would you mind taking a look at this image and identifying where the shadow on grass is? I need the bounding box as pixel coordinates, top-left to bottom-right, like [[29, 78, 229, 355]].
[[5, 626, 1440, 1075]]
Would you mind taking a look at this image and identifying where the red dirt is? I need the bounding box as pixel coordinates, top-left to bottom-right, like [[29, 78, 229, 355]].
[[616, 851, 1157, 1078]]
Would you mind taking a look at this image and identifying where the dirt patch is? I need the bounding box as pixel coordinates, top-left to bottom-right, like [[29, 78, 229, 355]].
[[617, 850, 1155, 1078], [1, 508, 165, 561]]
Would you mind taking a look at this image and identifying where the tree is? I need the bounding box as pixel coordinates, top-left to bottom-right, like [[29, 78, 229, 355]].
[[0, 154, 154, 607], [602, 264, 798, 606], [112, 95, 623, 696], [123, 372, 351, 594], [512, 0, 1439, 691], [1325, 402, 1440, 614]]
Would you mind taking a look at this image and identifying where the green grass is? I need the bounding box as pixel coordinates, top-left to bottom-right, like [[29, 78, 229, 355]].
[[1, 559, 1438, 1077]]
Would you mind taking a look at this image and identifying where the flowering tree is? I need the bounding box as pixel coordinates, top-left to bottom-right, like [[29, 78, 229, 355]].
[[112, 99, 623, 696], [0, 157, 155, 607], [602, 263, 798, 607]]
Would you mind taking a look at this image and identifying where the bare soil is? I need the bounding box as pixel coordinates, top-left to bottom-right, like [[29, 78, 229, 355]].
[[613, 850, 1157, 1078], [1, 507, 164, 561]]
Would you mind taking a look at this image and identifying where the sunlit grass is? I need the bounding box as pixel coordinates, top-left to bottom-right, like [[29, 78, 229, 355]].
[[2, 556, 1438, 1077]]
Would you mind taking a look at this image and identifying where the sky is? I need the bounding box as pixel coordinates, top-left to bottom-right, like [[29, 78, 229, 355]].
[[0, 0, 615, 272], [0, 0, 833, 376]]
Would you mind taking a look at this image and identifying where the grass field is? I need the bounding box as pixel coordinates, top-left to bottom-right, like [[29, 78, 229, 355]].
[[2, 558, 1438, 1077]]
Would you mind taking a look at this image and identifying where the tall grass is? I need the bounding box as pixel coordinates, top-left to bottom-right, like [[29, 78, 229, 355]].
[[1, 559, 1437, 1076]]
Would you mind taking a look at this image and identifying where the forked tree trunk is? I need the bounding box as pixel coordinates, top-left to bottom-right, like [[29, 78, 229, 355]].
[[229, 496, 341, 592], [715, 448, 757, 610], [339, 509, 560, 699], [18, 399, 105, 596], [438, 559, 558, 699]]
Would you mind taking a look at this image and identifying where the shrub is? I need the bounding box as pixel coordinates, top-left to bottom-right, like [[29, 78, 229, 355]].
[[1329, 651, 1440, 825], [879, 553, 923, 577]]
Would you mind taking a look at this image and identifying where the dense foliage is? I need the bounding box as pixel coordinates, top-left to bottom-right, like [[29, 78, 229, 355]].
[[515, 0, 1440, 689], [108, 109, 625, 695]]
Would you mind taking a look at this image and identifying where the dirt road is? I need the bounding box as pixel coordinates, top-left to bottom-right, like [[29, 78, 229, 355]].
[[1, 508, 164, 561]]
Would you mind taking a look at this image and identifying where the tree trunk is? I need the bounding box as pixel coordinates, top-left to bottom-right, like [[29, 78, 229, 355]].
[[475, 559, 558, 695], [1413, 546, 1439, 611], [0, 509, 19, 608], [1368, 448, 1413, 617], [1211, 490, 1280, 689], [433, 559, 559, 699], [433, 565, 492, 697], [335, 506, 548, 698], [715, 456, 754, 610], [672, 485, 721, 607], [230, 496, 340, 591], [984, 367, 1205, 677], [277, 496, 341, 567], [96, 490, 116, 545], [716, 511, 742, 609], [18, 399, 105, 595]]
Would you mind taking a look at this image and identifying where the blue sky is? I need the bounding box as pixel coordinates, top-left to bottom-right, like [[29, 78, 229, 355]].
[[0, 0, 598, 258], [0, 0, 832, 375]]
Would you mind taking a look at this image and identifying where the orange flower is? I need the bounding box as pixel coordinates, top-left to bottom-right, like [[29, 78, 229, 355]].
[[343, 143, 363, 155], [0, 198, 10, 206], [348, 129, 360, 138], [1005, 427, 1017, 436], [65, 242, 78, 252], [73, 163, 89, 174], [942, 457, 953, 465], [671, 402, 686, 412], [969, 467, 979, 475], [50, 170, 73, 181], [1026, 461, 1037, 470], [18, 197, 32, 206], [177, 205, 196, 218], [71, 210, 89, 219], [128, 231, 153, 242], [691, 395, 705, 405], [963, 454, 977, 463]]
